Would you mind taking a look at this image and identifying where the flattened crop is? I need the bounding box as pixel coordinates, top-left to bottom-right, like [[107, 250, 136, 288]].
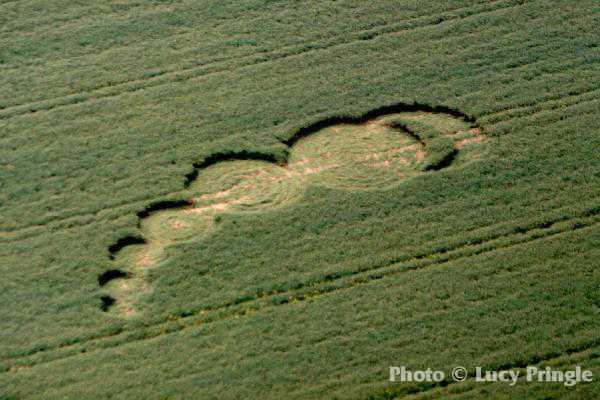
[[100, 107, 488, 316]]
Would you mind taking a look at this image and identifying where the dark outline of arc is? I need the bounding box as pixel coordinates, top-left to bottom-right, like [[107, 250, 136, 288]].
[[282, 101, 476, 147]]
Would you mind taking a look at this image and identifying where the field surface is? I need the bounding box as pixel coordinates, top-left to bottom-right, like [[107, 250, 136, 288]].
[[0, 0, 599, 399]]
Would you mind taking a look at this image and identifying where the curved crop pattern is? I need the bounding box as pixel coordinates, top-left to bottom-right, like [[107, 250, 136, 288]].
[[100, 105, 487, 316]]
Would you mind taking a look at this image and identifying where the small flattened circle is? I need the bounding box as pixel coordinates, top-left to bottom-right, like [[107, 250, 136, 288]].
[[190, 159, 303, 212], [141, 210, 213, 243]]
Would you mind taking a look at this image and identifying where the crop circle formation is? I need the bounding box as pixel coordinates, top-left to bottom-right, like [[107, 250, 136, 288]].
[[100, 108, 487, 316]]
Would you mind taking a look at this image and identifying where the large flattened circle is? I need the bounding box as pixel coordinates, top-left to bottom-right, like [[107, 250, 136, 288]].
[[288, 123, 425, 190]]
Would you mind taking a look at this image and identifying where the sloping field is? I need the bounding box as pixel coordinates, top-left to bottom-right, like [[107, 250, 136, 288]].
[[1, 0, 599, 398]]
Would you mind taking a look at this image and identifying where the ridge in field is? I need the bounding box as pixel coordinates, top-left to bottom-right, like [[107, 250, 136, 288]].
[[100, 105, 487, 317]]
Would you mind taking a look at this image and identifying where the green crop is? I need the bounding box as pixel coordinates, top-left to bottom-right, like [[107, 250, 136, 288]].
[[0, 0, 598, 399]]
